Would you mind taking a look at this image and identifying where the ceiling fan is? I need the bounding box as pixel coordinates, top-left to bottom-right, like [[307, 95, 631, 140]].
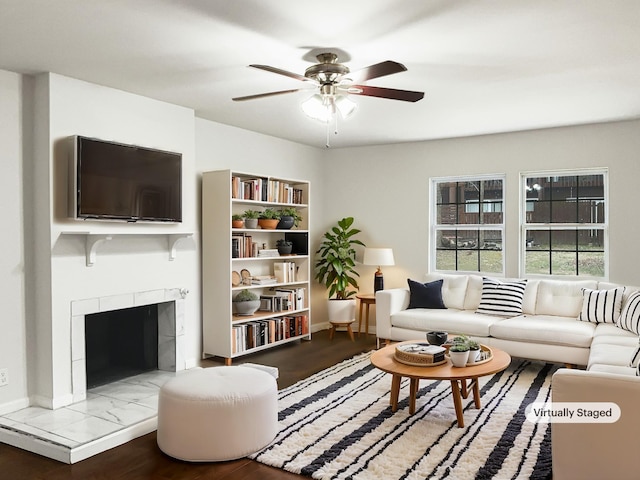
[[232, 52, 425, 105]]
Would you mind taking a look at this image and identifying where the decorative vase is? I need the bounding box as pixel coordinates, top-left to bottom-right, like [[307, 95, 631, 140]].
[[233, 300, 260, 316], [258, 218, 279, 230], [449, 350, 470, 367], [244, 218, 258, 229], [276, 215, 295, 230]]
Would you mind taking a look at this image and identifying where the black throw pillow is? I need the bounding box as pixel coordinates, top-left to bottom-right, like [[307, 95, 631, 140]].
[[407, 279, 446, 309]]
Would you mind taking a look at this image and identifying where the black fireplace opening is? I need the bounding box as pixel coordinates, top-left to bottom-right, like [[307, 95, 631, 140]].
[[85, 304, 159, 389]]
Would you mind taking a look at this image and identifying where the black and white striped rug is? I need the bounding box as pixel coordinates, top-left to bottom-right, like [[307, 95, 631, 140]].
[[252, 352, 557, 479]]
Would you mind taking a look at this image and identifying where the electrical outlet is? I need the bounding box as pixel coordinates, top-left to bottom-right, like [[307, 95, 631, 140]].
[[0, 368, 8, 387]]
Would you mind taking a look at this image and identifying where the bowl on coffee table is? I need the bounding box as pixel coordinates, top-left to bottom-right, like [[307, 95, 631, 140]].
[[426, 331, 448, 346]]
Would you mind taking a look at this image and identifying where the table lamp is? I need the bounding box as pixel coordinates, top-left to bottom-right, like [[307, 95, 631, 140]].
[[363, 248, 395, 292]]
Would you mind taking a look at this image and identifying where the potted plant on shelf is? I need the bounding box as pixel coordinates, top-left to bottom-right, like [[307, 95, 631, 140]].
[[243, 209, 260, 229], [276, 239, 293, 255], [258, 208, 280, 230], [277, 207, 302, 230], [232, 214, 244, 229], [232, 289, 260, 316], [314, 217, 366, 324]]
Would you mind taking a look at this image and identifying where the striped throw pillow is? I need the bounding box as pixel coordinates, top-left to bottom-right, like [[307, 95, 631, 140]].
[[578, 287, 625, 324], [476, 277, 527, 317], [618, 291, 640, 334], [629, 339, 640, 368]]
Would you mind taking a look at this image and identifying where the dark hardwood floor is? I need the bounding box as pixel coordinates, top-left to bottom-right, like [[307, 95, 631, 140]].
[[0, 329, 375, 479]]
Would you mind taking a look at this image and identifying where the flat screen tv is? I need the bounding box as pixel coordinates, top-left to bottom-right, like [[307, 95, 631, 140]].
[[72, 136, 182, 223]]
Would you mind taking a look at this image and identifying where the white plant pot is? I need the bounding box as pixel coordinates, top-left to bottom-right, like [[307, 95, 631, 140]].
[[449, 350, 470, 367], [469, 349, 481, 363], [327, 299, 356, 323]]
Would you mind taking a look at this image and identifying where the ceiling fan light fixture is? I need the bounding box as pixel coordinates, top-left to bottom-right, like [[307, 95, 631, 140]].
[[301, 94, 356, 123]]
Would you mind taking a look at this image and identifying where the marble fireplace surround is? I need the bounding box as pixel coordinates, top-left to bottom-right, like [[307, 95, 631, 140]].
[[71, 288, 188, 404]]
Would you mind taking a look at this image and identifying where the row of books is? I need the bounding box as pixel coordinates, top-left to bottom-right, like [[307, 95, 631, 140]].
[[232, 315, 309, 353], [274, 261, 297, 283], [259, 287, 305, 312], [231, 176, 304, 204], [232, 234, 257, 258]]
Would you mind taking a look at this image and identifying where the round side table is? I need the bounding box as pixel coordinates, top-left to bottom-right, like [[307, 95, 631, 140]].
[[356, 293, 376, 337]]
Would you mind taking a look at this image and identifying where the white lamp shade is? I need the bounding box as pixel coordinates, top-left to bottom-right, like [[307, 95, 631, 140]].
[[363, 248, 395, 266]]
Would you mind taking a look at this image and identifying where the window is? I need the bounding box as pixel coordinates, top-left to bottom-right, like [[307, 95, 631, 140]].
[[431, 176, 505, 273], [521, 170, 607, 277]]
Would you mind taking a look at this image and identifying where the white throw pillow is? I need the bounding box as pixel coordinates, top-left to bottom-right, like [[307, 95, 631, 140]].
[[578, 287, 625, 324], [617, 291, 640, 335], [476, 277, 527, 317]]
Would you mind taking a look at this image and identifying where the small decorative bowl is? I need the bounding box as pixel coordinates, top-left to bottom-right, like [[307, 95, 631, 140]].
[[426, 331, 448, 346]]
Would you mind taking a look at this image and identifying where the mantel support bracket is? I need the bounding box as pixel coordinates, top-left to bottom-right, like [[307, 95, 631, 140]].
[[168, 233, 193, 261], [85, 235, 113, 267]]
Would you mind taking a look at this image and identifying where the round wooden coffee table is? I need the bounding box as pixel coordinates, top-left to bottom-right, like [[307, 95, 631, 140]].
[[370, 341, 511, 427]]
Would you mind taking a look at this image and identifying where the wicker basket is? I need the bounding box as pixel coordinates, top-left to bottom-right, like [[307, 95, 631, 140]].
[[394, 342, 447, 367]]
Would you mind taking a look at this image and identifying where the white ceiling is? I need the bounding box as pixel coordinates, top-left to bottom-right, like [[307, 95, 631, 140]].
[[1, 0, 639, 148]]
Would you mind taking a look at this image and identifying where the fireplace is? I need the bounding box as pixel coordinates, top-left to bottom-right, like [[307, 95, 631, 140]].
[[85, 304, 159, 389], [71, 288, 186, 404]]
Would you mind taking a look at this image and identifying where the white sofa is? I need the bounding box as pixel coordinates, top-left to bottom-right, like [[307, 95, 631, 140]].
[[376, 273, 640, 479]]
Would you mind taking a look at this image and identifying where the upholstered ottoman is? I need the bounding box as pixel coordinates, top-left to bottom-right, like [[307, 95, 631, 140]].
[[157, 366, 278, 462]]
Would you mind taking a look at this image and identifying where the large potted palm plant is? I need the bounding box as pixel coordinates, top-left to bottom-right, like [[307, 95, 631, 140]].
[[314, 217, 366, 323]]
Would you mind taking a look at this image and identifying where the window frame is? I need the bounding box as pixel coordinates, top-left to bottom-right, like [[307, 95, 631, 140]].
[[430, 174, 506, 275], [519, 168, 609, 279]]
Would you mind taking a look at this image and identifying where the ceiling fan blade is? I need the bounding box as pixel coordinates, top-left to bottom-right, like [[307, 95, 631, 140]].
[[350, 85, 424, 102], [348, 60, 408, 83], [232, 89, 302, 101], [249, 64, 312, 83]]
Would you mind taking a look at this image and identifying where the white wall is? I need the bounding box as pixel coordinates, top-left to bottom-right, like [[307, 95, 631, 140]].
[[194, 118, 327, 332], [323, 121, 640, 296], [31, 73, 200, 407], [0, 70, 28, 413]]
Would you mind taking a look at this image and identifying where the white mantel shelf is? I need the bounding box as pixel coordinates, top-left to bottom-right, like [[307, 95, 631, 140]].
[[61, 232, 194, 266]]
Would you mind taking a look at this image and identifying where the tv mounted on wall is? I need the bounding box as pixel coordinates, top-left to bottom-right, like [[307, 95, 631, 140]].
[[71, 136, 182, 223]]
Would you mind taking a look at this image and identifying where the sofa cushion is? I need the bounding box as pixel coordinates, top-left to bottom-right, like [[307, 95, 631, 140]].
[[424, 273, 468, 310], [617, 291, 640, 334], [593, 323, 638, 340], [407, 279, 446, 309], [578, 287, 625, 324], [489, 315, 596, 348], [588, 342, 638, 369], [391, 309, 501, 337], [588, 364, 638, 376], [535, 279, 597, 317], [476, 277, 527, 317]]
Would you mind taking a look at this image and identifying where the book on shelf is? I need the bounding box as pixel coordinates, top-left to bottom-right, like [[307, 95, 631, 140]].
[[258, 249, 280, 257], [273, 261, 297, 283], [232, 233, 258, 258], [252, 275, 277, 285]]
